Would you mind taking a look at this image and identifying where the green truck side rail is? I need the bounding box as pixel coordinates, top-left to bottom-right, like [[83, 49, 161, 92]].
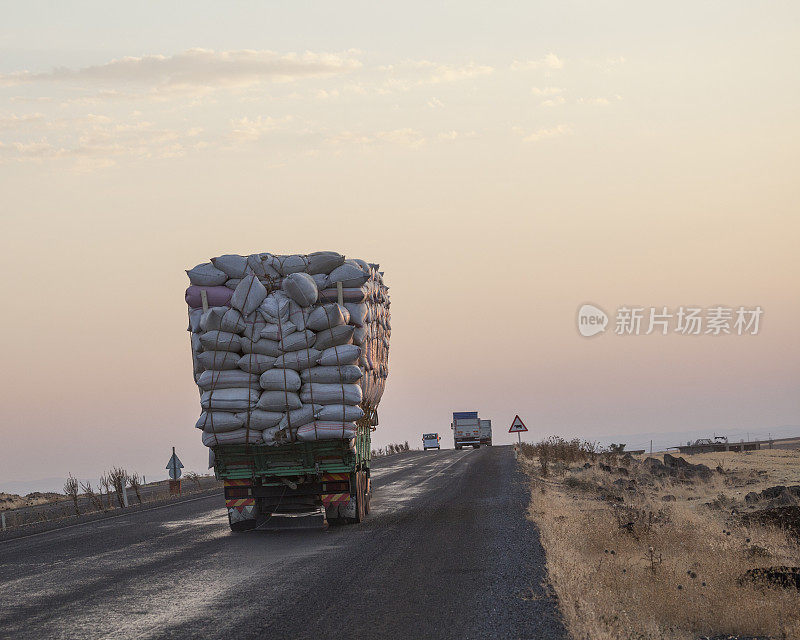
[[213, 423, 372, 480]]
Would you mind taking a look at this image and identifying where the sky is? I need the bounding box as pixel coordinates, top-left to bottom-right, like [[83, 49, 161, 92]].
[[1, 1, 799, 491]]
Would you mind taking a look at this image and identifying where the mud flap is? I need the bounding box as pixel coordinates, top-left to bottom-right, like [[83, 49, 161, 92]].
[[338, 495, 358, 520], [228, 504, 256, 524]]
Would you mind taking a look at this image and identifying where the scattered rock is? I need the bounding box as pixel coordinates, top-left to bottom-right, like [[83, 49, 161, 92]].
[[612, 478, 637, 492], [742, 506, 800, 539], [642, 457, 667, 475], [664, 453, 691, 468], [616, 467, 630, 476], [599, 463, 613, 473], [744, 485, 800, 506], [746, 545, 771, 558], [640, 455, 712, 481], [740, 566, 800, 590], [661, 494, 677, 502]]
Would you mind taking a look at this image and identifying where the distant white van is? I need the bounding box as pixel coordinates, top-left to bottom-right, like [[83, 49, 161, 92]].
[[422, 433, 441, 450]]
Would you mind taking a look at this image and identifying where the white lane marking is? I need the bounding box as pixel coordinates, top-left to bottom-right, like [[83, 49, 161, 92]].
[[0, 493, 220, 545]]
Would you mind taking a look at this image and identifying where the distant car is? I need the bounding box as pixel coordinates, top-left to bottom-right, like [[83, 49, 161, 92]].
[[422, 433, 441, 450]]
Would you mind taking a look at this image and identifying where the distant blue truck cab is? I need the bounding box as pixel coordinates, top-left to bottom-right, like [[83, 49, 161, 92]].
[[422, 433, 441, 450]]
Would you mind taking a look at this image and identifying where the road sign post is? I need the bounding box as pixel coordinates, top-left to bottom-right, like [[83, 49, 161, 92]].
[[167, 447, 184, 495], [508, 415, 528, 444]]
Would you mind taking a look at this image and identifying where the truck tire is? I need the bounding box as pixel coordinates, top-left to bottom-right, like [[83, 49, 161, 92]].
[[472, 444, 480, 449], [456, 445, 462, 450], [351, 472, 365, 524]]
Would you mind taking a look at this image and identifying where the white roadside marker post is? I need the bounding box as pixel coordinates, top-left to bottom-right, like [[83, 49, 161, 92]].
[[1, 511, 6, 531]]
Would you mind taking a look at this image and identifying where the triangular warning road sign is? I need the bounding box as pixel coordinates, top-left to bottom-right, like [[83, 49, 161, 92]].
[[508, 415, 528, 433]]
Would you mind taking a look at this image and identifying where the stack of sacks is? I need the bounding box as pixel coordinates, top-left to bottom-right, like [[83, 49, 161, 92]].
[[185, 252, 390, 447]]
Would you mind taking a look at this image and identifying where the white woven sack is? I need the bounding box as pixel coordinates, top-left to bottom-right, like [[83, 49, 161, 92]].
[[299, 382, 362, 405], [257, 390, 302, 411], [202, 428, 262, 446], [211, 254, 249, 279], [187, 262, 228, 286], [201, 307, 246, 334], [314, 325, 354, 351], [199, 331, 242, 353], [300, 365, 363, 384], [201, 387, 259, 411], [317, 345, 361, 366], [196, 412, 244, 433], [259, 368, 301, 391], [231, 275, 267, 316], [197, 350, 240, 371], [282, 272, 318, 307], [237, 354, 277, 374], [197, 369, 260, 391], [274, 348, 321, 370], [296, 422, 356, 441], [236, 410, 283, 429]]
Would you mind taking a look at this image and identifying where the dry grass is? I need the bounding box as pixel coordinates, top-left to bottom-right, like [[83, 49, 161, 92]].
[[0, 491, 65, 510], [520, 444, 800, 640]]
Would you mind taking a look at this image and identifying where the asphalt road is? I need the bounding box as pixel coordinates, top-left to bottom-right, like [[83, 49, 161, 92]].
[[0, 446, 567, 640]]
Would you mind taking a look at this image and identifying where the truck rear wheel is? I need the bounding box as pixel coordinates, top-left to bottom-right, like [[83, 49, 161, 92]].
[[455, 445, 462, 450], [349, 471, 365, 524]]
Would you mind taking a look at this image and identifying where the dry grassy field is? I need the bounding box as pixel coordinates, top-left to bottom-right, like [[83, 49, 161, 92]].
[[0, 491, 64, 511], [519, 440, 800, 640]]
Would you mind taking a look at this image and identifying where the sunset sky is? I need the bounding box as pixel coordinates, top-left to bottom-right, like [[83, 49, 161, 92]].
[[1, 2, 798, 489]]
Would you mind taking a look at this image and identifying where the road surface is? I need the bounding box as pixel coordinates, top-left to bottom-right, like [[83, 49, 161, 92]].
[[0, 446, 566, 640]]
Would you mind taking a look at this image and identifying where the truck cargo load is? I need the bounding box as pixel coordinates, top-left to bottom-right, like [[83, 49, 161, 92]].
[[184, 252, 390, 530]]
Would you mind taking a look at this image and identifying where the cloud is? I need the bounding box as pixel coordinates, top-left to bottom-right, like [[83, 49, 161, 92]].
[[315, 89, 340, 100], [511, 53, 564, 71], [0, 48, 363, 95], [0, 113, 47, 130], [519, 124, 572, 142], [380, 60, 493, 91], [577, 97, 613, 105], [229, 115, 292, 142], [436, 130, 476, 141], [540, 96, 566, 107], [590, 56, 627, 71], [327, 128, 426, 148], [531, 86, 563, 96], [0, 117, 206, 165], [427, 97, 445, 108]]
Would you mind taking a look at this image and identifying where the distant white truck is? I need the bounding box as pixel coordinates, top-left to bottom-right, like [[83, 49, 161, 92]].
[[479, 419, 492, 447], [422, 433, 441, 450], [452, 411, 481, 449]]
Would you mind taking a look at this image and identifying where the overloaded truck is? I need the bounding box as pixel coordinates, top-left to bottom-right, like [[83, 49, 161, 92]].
[[184, 251, 390, 531], [452, 411, 481, 449]]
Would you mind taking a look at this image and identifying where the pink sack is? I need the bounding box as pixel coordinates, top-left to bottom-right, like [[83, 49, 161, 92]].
[[185, 285, 233, 309]]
